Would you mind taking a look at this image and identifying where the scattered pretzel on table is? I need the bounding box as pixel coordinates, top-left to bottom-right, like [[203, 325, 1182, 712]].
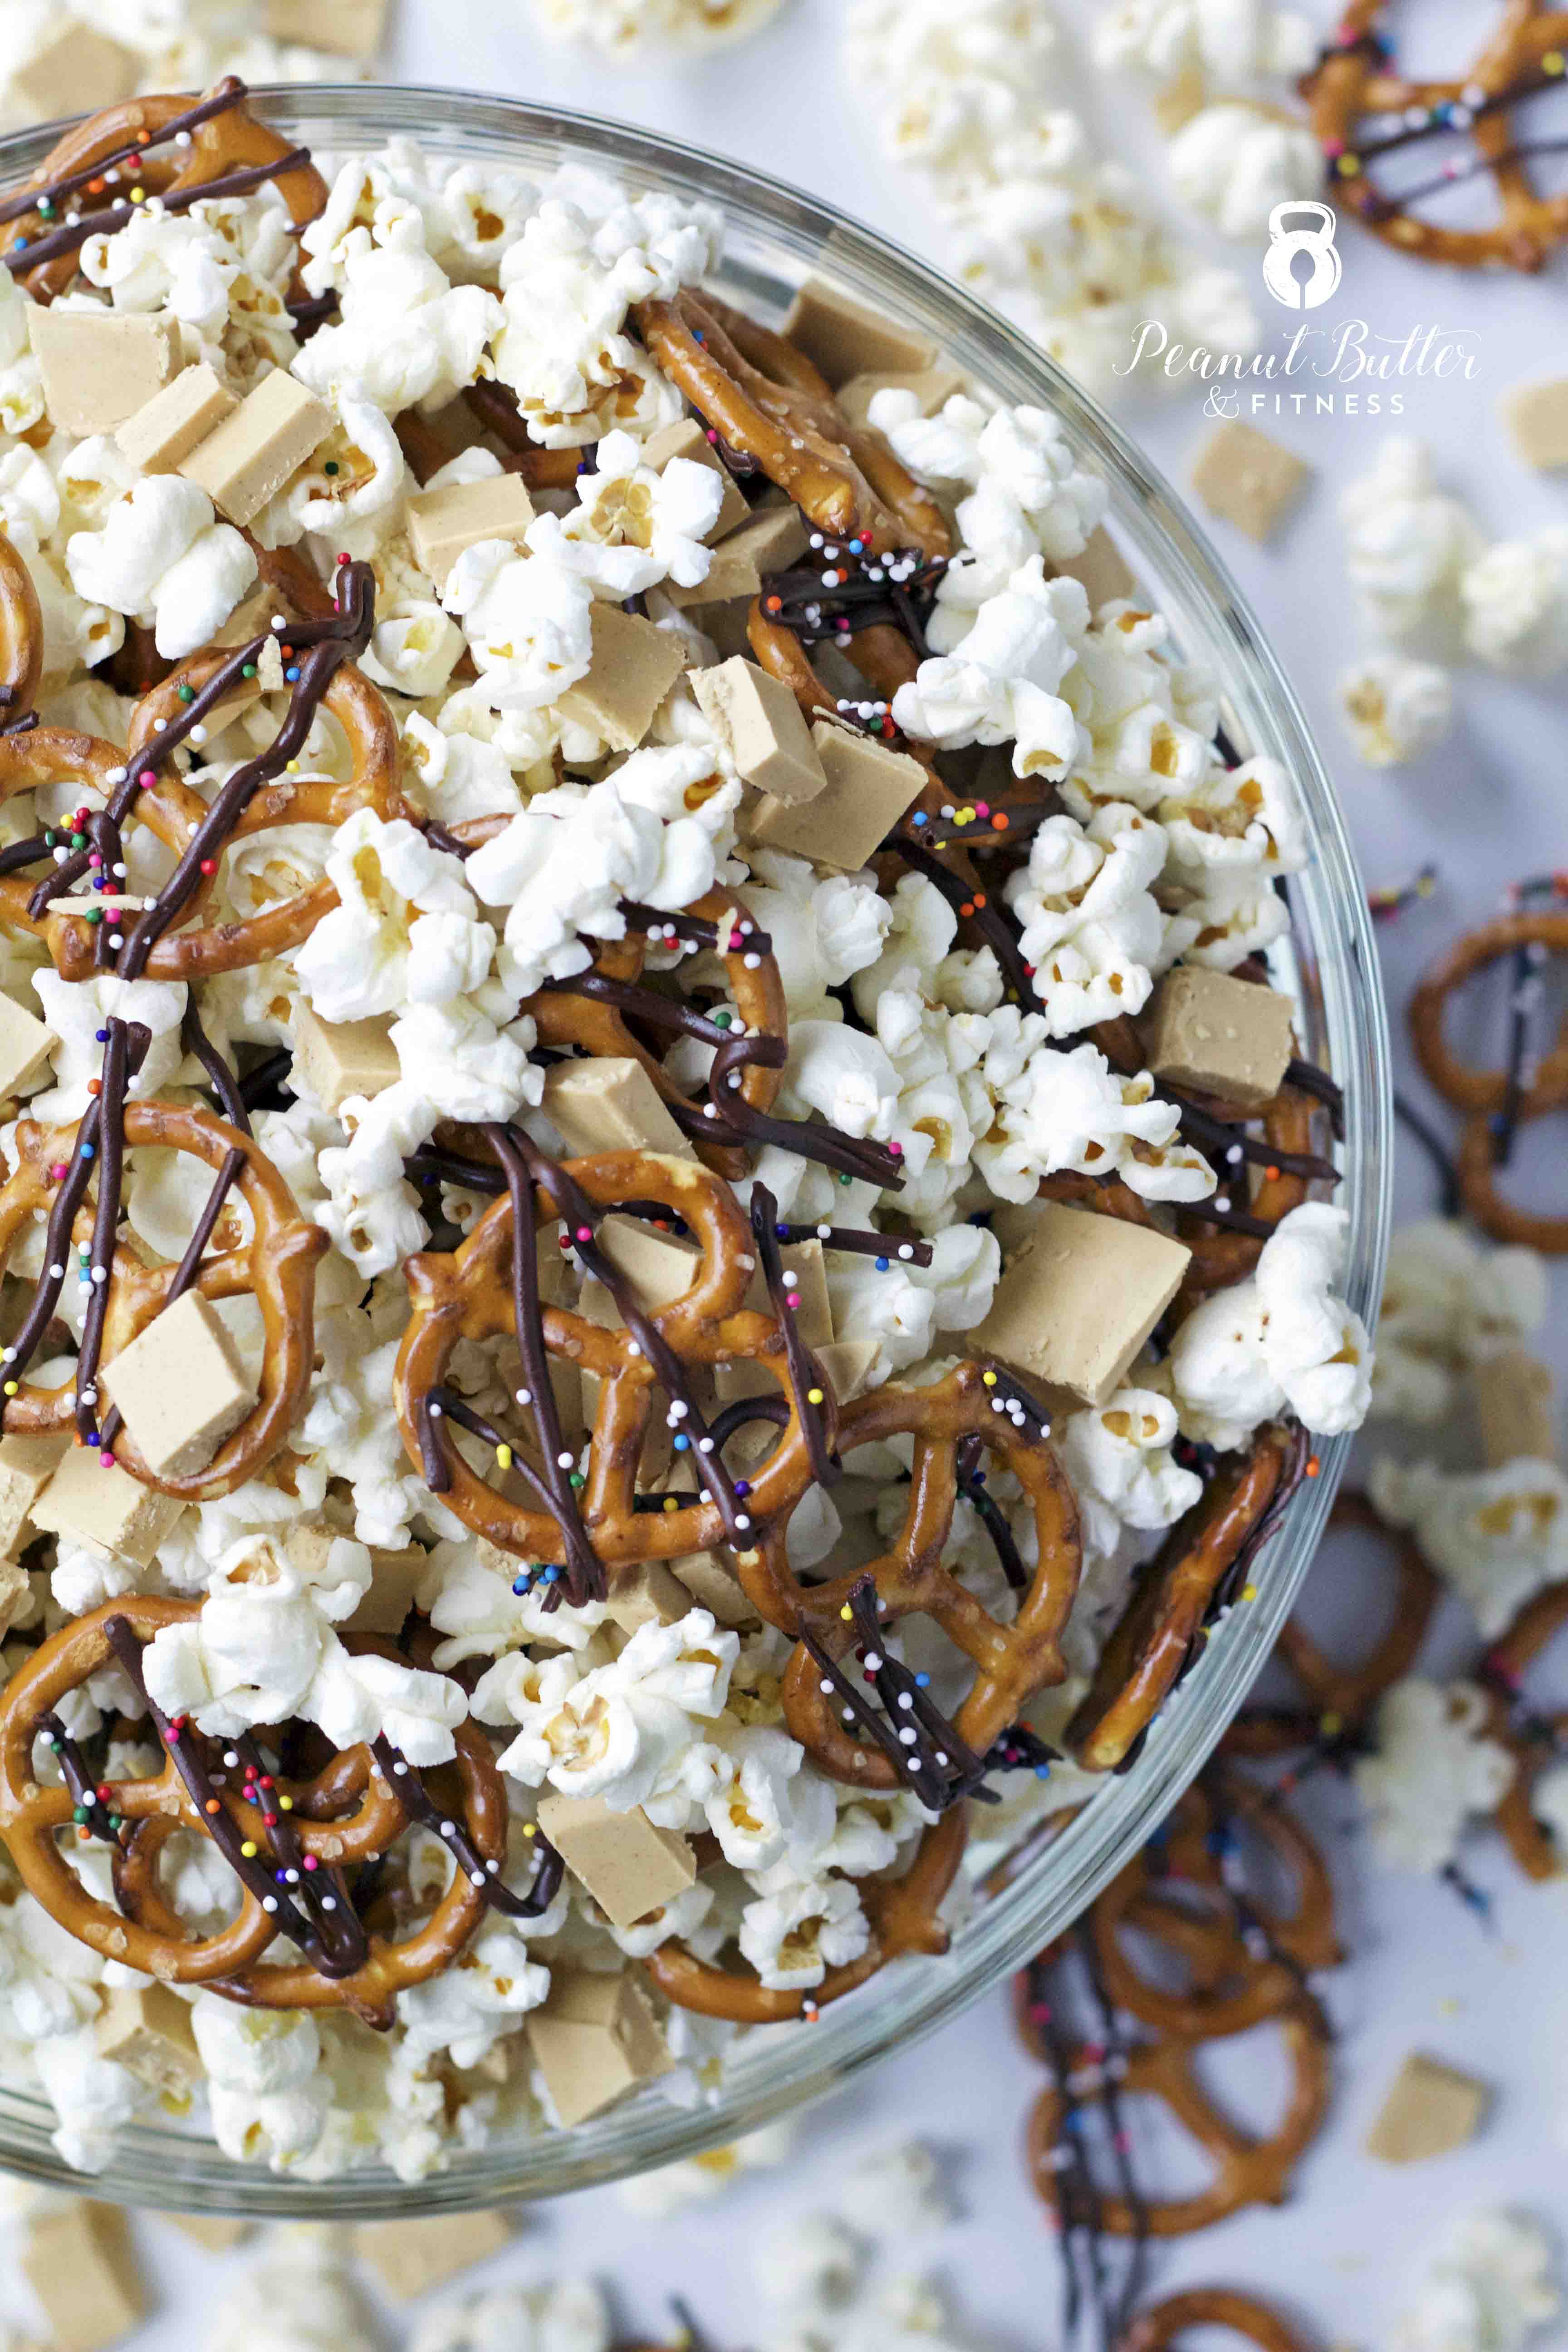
[[1479, 1578, 1568, 1880], [1302, 0, 1568, 271], [1118, 2288, 1319, 2352]]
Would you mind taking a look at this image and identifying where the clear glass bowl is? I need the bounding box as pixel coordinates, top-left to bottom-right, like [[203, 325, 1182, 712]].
[[0, 86, 1391, 2215]]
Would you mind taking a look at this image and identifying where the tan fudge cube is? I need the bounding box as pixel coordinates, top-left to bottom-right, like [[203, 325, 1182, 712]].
[[642, 419, 750, 538], [0, 1558, 31, 1637], [1052, 527, 1140, 612], [115, 364, 238, 476], [747, 723, 924, 870], [21, 2201, 145, 2352], [179, 369, 333, 528], [557, 603, 684, 752], [0, 1433, 69, 1560], [543, 1056, 695, 1160], [1502, 377, 1568, 471], [354, 2210, 513, 2300], [291, 1005, 400, 1113], [0, 993, 56, 1101], [348, 1545, 429, 1636], [666, 505, 808, 611], [715, 1240, 835, 1406], [836, 365, 967, 429], [596, 1214, 702, 1311], [784, 278, 938, 387], [972, 1203, 1191, 1407], [603, 1558, 696, 1636], [691, 658, 827, 804], [32, 1449, 185, 1566], [406, 473, 536, 590], [163, 2213, 248, 2250], [1470, 1350, 1556, 1469], [27, 310, 182, 441], [99, 1290, 255, 1479], [95, 1983, 201, 2098], [1190, 421, 1313, 545], [816, 1338, 878, 1403], [536, 1792, 696, 1928], [265, 0, 388, 54], [1139, 967, 1295, 1112], [526, 1968, 671, 2127], [11, 23, 138, 125], [1365, 2053, 1490, 2164], [668, 1548, 760, 1627]]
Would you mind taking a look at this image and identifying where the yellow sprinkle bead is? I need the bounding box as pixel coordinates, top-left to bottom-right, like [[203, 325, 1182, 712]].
[[840, 1603, 853, 1621], [1241, 1583, 1258, 1602], [495, 1442, 513, 1470], [1337, 154, 1362, 177], [286, 760, 300, 773], [2, 1382, 15, 1396], [807, 1387, 824, 1404], [1545, 49, 1564, 73], [736, 1548, 760, 1568], [522, 1822, 537, 1838], [240, 1840, 258, 1858], [981, 1370, 997, 1387], [663, 1495, 679, 1512], [278, 1794, 293, 1811], [1321, 1710, 1343, 1737]]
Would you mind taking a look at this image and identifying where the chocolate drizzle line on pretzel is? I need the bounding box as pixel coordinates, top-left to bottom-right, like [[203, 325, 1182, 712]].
[[802, 1574, 992, 1814], [71, 1017, 132, 1448], [771, 1219, 933, 1268], [891, 830, 1036, 1006], [94, 1142, 247, 1464], [40, 1712, 122, 1847], [369, 1735, 564, 1922], [749, 1185, 838, 1492]]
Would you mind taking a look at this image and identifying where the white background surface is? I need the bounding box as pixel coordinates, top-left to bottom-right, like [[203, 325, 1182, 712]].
[[27, 1, 1568, 2343]]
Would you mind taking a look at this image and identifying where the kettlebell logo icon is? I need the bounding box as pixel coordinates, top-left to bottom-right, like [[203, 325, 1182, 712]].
[[1263, 201, 1341, 310]]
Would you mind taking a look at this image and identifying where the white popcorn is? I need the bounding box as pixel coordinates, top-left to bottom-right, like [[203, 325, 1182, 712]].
[[32, 2023, 140, 2175], [397, 1920, 550, 2067], [191, 1998, 331, 2172], [1004, 803, 1168, 1036], [779, 1018, 901, 1146], [892, 559, 1084, 780], [754, 2212, 866, 2311], [540, 426, 725, 594], [705, 1724, 833, 1874], [1369, 1456, 1568, 1639], [402, 710, 526, 827], [974, 1032, 1213, 1206], [1339, 437, 1481, 649], [868, 395, 1107, 603], [411, 2278, 613, 2352], [823, 1223, 1000, 1384], [532, 0, 784, 53], [1372, 1219, 1548, 1424], [1166, 104, 1322, 239], [0, 270, 43, 437], [78, 196, 299, 383], [1338, 654, 1455, 768], [738, 1867, 871, 1990], [293, 242, 502, 418], [1352, 1679, 1514, 1875], [1092, 0, 1316, 90], [839, 2138, 956, 2234], [64, 476, 256, 659], [1460, 531, 1568, 677], [293, 809, 495, 1024], [208, 2233, 380, 2352], [746, 851, 893, 1016], [441, 540, 596, 710], [1169, 1203, 1373, 1446], [1390, 2210, 1562, 2352], [1057, 1387, 1205, 1561], [31, 969, 187, 1126]]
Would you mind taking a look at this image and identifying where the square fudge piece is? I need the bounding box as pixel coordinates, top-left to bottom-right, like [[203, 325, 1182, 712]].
[[668, 1548, 760, 1627], [596, 1213, 702, 1311], [783, 277, 939, 386], [1469, 1350, 1556, 1469], [1139, 967, 1295, 1111], [1052, 527, 1141, 612], [265, 0, 387, 53], [535, 1792, 696, 1928], [100, 1291, 255, 1479], [835, 364, 968, 429], [31, 1450, 185, 1566], [0, 1433, 69, 1560], [163, 2214, 249, 2251], [816, 1337, 878, 1403], [1365, 2053, 1490, 2165], [115, 363, 238, 475], [95, 1983, 202, 2098], [291, 1005, 400, 1114], [542, 1056, 695, 1160], [642, 418, 750, 537], [691, 658, 827, 804], [22, 2201, 146, 2352], [1190, 421, 1313, 545], [666, 505, 808, 610], [179, 369, 334, 528], [746, 722, 925, 870], [27, 310, 183, 440], [406, 473, 536, 589], [972, 1202, 1191, 1407], [11, 23, 138, 125], [557, 603, 685, 752], [603, 1558, 696, 1636], [526, 1968, 672, 2127], [0, 992, 56, 1101], [1501, 376, 1568, 471], [354, 2210, 513, 2300]]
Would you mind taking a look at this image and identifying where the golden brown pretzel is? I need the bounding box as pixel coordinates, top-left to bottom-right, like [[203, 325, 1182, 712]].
[[0, 529, 42, 724], [751, 1364, 1083, 1788], [1409, 911, 1568, 1117], [642, 1805, 967, 2022], [1455, 1103, 1568, 1251], [1481, 1578, 1568, 1880], [635, 290, 951, 559], [396, 1148, 828, 1571], [0, 1102, 325, 1499], [1119, 2289, 1319, 2352], [1026, 1998, 1331, 2236], [0, 1599, 509, 2028], [0, 726, 129, 962], [1064, 1429, 1297, 1772], [1177, 1091, 1318, 1297], [1302, 0, 1568, 272], [524, 887, 789, 1182]]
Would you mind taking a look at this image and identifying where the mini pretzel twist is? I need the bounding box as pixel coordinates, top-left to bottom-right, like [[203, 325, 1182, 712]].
[[0, 528, 42, 725], [1176, 1090, 1322, 1298], [635, 290, 951, 559], [641, 1805, 967, 2023], [0, 1599, 530, 2028], [0, 1102, 325, 1499], [1479, 1578, 1568, 1881], [747, 1365, 1083, 1788], [1118, 2289, 1319, 2352]]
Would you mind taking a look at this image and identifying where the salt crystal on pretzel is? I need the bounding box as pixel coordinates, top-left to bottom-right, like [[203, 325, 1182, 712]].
[[27, 309, 183, 441]]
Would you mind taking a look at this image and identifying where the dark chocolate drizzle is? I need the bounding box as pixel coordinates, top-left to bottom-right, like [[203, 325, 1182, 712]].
[[891, 830, 1036, 1006], [748, 1184, 838, 1490], [181, 1000, 251, 1134], [369, 1735, 564, 1923], [770, 1218, 932, 1267], [955, 1433, 1030, 1592], [800, 1574, 993, 1814], [41, 1710, 122, 1845], [756, 554, 946, 652], [72, 1016, 132, 1445]]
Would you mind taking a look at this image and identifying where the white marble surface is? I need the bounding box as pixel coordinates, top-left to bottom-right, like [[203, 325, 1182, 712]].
[[17, 2, 1568, 2344]]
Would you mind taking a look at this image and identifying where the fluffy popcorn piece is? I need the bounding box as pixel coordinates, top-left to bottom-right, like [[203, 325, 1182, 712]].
[[20, 2200, 145, 2352], [1004, 805, 1166, 1037], [555, 602, 686, 750], [839, 2138, 956, 2234], [534, 1793, 697, 1928], [975, 1204, 1191, 1406], [1501, 375, 1568, 471], [892, 562, 1083, 779], [115, 362, 239, 476], [837, 365, 967, 429], [544, 426, 724, 594], [178, 369, 333, 529], [1368, 1456, 1568, 1638], [668, 504, 809, 617], [407, 474, 536, 591], [783, 278, 937, 386], [441, 540, 595, 711], [353, 2210, 513, 2301], [1171, 1202, 1372, 1444], [739, 1867, 870, 1989], [1390, 2210, 1561, 2352], [1372, 1219, 1547, 1426], [1190, 418, 1312, 544], [0, 991, 55, 1100], [747, 723, 924, 869], [1338, 654, 1454, 768], [541, 1055, 696, 1158], [1366, 2054, 1491, 2166], [1469, 1351, 1556, 1470], [293, 810, 493, 1024], [755, 2211, 866, 2311], [1339, 437, 1480, 647], [294, 240, 502, 421], [31, 1450, 184, 1568], [525, 1968, 672, 2127], [206, 2235, 376, 2352], [265, 0, 387, 54], [1057, 1386, 1204, 1559], [64, 475, 257, 661], [974, 1034, 1213, 1207], [409, 2278, 612, 2352], [93, 1983, 201, 2099], [1352, 1679, 1514, 1875], [692, 658, 828, 803], [290, 1006, 400, 1114], [642, 416, 753, 535], [0, 1433, 67, 1561], [1460, 532, 1568, 677], [98, 1290, 256, 1478], [283, 1524, 427, 1639], [1139, 967, 1294, 1109], [1167, 105, 1322, 239], [27, 308, 182, 440]]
